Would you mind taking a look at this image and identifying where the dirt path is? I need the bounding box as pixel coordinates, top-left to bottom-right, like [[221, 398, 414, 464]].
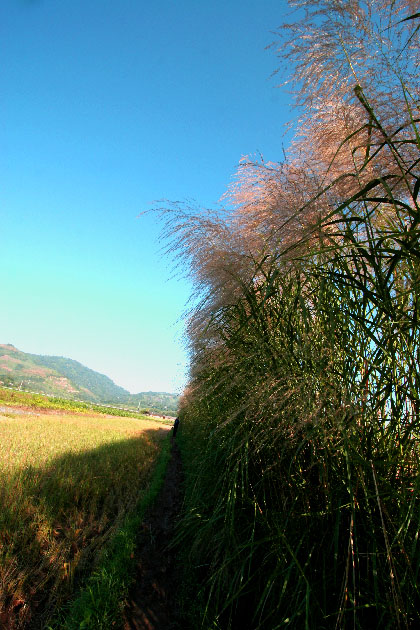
[[123, 438, 184, 630]]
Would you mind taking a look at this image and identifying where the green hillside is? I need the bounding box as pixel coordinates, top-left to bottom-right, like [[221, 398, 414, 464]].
[[29, 353, 129, 404], [0, 344, 179, 415], [0, 344, 84, 398], [130, 391, 180, 415]]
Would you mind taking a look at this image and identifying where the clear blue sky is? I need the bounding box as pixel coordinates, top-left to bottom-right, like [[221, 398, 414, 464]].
[[1, 0, 292, 394]]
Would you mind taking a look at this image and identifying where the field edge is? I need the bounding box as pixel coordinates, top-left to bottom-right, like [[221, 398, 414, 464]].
[[45, 434, 172, 630]]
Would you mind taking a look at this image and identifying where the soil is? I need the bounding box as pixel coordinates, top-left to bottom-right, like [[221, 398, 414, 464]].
[[122, 438, 185, 630], [0, 404, 41, 416]]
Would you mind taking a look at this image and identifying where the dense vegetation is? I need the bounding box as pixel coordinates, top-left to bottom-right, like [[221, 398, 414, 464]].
[[0, 404, 169, 629], [129, 391, 179, 416], [29, 351, 130, 403], [0, 385, 169, 421], [166, 2, 420, 628], [0, 344, 179, 415], [0, 344, 74, 398]]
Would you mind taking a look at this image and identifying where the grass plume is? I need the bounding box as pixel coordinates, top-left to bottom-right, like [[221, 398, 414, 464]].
[[158, 3, 420, 627]]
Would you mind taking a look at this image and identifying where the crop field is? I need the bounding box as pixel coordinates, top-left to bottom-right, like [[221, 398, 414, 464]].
[[0, 405, 169, 629], [0, 386, 174, 423]]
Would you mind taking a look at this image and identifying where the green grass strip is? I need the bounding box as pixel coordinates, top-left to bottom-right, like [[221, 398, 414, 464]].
[[0, 386, 174, 423], [46, 435, 172, 630]]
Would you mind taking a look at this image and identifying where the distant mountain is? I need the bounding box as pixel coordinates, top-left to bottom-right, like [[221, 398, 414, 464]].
[[30, 353, 130, 404], [0, 344, 179, 415]]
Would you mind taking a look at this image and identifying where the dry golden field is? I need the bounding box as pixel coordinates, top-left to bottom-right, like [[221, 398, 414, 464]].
[[0, 406, 169, 628]]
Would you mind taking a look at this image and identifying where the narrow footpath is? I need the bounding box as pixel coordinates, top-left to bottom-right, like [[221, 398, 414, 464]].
[[123, 439, 184, 630]]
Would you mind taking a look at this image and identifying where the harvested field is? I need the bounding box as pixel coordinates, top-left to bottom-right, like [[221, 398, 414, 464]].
[[0, 406, 169, 629]]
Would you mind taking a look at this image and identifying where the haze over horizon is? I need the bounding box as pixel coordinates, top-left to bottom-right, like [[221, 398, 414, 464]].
[[1, 0, 291, 393]]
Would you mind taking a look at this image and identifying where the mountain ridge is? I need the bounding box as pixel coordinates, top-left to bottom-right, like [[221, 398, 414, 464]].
[[0, 344, 179, 415]]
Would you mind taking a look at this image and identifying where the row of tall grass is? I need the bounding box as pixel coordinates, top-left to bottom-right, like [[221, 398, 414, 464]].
[[166, 3, 420, 628], [0, 407, 169, 629]]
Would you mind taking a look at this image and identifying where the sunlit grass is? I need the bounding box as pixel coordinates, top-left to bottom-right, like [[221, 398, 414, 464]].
[[0, 385, 167, 421], [161, 8, 420, 623], [0, 409, 169, 628]]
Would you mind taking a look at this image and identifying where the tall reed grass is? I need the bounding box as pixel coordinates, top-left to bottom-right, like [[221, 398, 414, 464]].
[[162, 2, 420, 627]]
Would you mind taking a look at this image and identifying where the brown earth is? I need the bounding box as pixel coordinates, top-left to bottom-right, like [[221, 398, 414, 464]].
[[0, 405, 41, 416], [123, 438, 185, 630]]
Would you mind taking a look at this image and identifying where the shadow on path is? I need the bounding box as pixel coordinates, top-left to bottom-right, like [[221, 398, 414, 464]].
[[123, 439, 184, 630], [0, 427, 168, 630]]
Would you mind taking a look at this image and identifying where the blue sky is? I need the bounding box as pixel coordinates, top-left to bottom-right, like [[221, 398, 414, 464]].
[[1, 0, 292, 394]]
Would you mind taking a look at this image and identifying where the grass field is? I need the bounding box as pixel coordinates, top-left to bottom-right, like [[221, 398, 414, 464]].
[[0, 385, 175, 422], [0, 403, 169, 629]]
